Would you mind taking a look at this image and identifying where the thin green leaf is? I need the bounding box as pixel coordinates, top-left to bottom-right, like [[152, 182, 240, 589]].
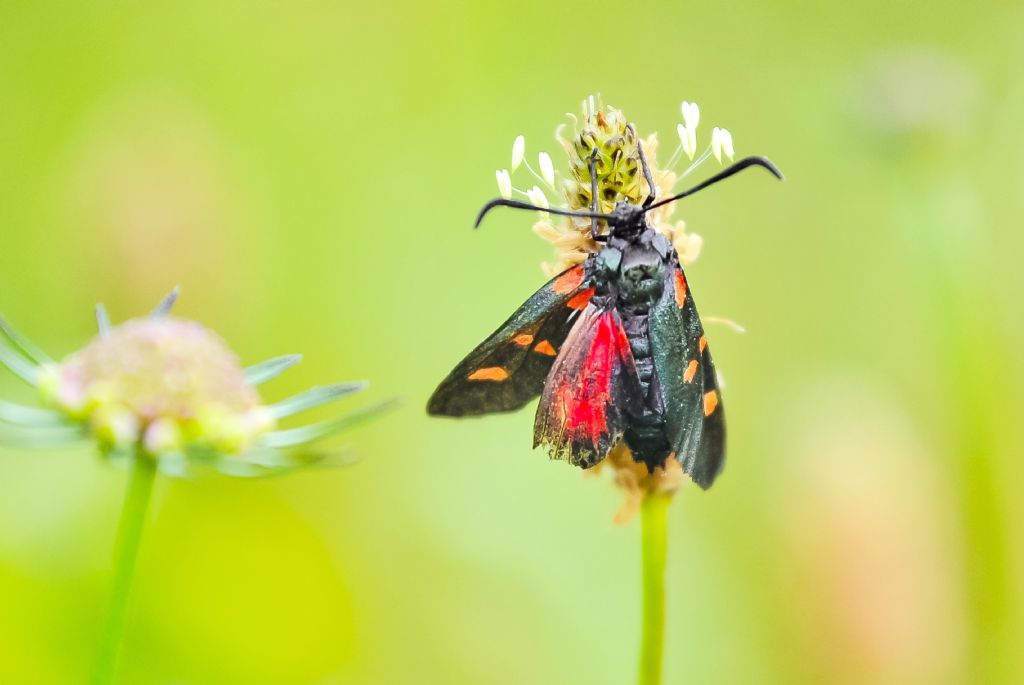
[[245, 354, 302, 385], [151, 286, 180, 317], [0, 423, 86, 448], [207, 459, 276, 478], [96, 304, 111, 336], [0, 400, 67, 427], [0, 343, 39, 385], [156, 452, 190, 478], [209, 447, 356, 478], [266, 382, 367, 419], [0, 317, 53, 365], [262, 398, 400, 448]]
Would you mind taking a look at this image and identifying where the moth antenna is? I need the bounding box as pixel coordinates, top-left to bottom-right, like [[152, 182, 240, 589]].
[[643, 156, 783, 213], [474, 199, 609, 229]]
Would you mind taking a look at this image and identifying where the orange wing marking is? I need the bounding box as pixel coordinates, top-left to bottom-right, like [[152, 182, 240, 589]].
[[703, 390, 719, 416], [534, 340, 557, 356], [683, 359, 698, 383], [553, 265, 585, 294], [512, 333, 534, 346], [699, 335, 707, 353], [567, 288, 596, 311], [468, 367, 510, 382], [674, 270, 688, 308]]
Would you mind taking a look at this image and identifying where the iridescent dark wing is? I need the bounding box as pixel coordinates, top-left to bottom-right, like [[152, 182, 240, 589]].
[[427, 264, 595, 416], [648, 266, 725, 488], [533, 306, 643, 468]]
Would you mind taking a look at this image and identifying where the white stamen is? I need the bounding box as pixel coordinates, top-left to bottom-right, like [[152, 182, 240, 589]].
[[496, 169, 512, 199], [721, 128, 734, 160], [677, 123, 697, 160], [712, 127, 734, 163], [528, 186, 549, 210], [511, 135, 525, 171], [681, 101, 700, 130], [538, 152, 555, 187]]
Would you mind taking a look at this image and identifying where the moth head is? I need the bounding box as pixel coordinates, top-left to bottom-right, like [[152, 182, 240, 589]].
[[606, 201, 648, 240]]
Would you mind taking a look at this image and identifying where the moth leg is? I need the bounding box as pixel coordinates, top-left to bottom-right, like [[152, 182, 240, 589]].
[[628, 123, 657, 207], [588, 147, 601, 240]]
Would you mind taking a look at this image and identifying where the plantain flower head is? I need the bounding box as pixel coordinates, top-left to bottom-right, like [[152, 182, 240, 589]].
[[495, 96, 732, 276], [1, 290, 393, 476]]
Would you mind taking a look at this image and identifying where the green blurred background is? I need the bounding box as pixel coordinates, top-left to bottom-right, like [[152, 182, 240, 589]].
[[2, 1, 1022, 683]]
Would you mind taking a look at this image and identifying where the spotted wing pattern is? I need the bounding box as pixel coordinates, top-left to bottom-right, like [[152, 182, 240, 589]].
[[648, 267, 725, 488], [428, 264, 595, 416]]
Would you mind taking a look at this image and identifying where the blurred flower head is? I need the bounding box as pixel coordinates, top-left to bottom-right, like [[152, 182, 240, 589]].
[[1, 290, 394, 477]]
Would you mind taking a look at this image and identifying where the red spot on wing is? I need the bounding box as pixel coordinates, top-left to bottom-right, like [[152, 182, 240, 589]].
[[567, 287, 596, 310], [552, 311, 632, 446], [674, 270, 688, 308], [553, 265, 585, 294]]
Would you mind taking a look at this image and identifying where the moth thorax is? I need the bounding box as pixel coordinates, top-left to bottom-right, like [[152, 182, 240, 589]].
[[618, 248, 665, 311]]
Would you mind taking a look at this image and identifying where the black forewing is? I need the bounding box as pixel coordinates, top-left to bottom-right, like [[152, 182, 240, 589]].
[[648, 266, 725, 488], [427, 263, 590, 416], [693, 332, 725, 484]]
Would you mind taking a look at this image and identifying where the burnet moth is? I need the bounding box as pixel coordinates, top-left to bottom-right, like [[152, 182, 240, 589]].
[[428, 134, 781, 489]]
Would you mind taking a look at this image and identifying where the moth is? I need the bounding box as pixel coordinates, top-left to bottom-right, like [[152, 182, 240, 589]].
[[428, 148, 781, 489]]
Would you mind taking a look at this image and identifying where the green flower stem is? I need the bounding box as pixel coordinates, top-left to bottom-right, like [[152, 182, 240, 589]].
[[638, 492, 670, 685], [93, 450, 157, 685]]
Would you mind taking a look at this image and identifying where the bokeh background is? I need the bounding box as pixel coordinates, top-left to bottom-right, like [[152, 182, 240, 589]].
[[2, 1, 1022, 683]]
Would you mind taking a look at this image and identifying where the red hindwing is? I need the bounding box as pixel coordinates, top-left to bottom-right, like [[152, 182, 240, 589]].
[[534, 307, 640, 467]]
